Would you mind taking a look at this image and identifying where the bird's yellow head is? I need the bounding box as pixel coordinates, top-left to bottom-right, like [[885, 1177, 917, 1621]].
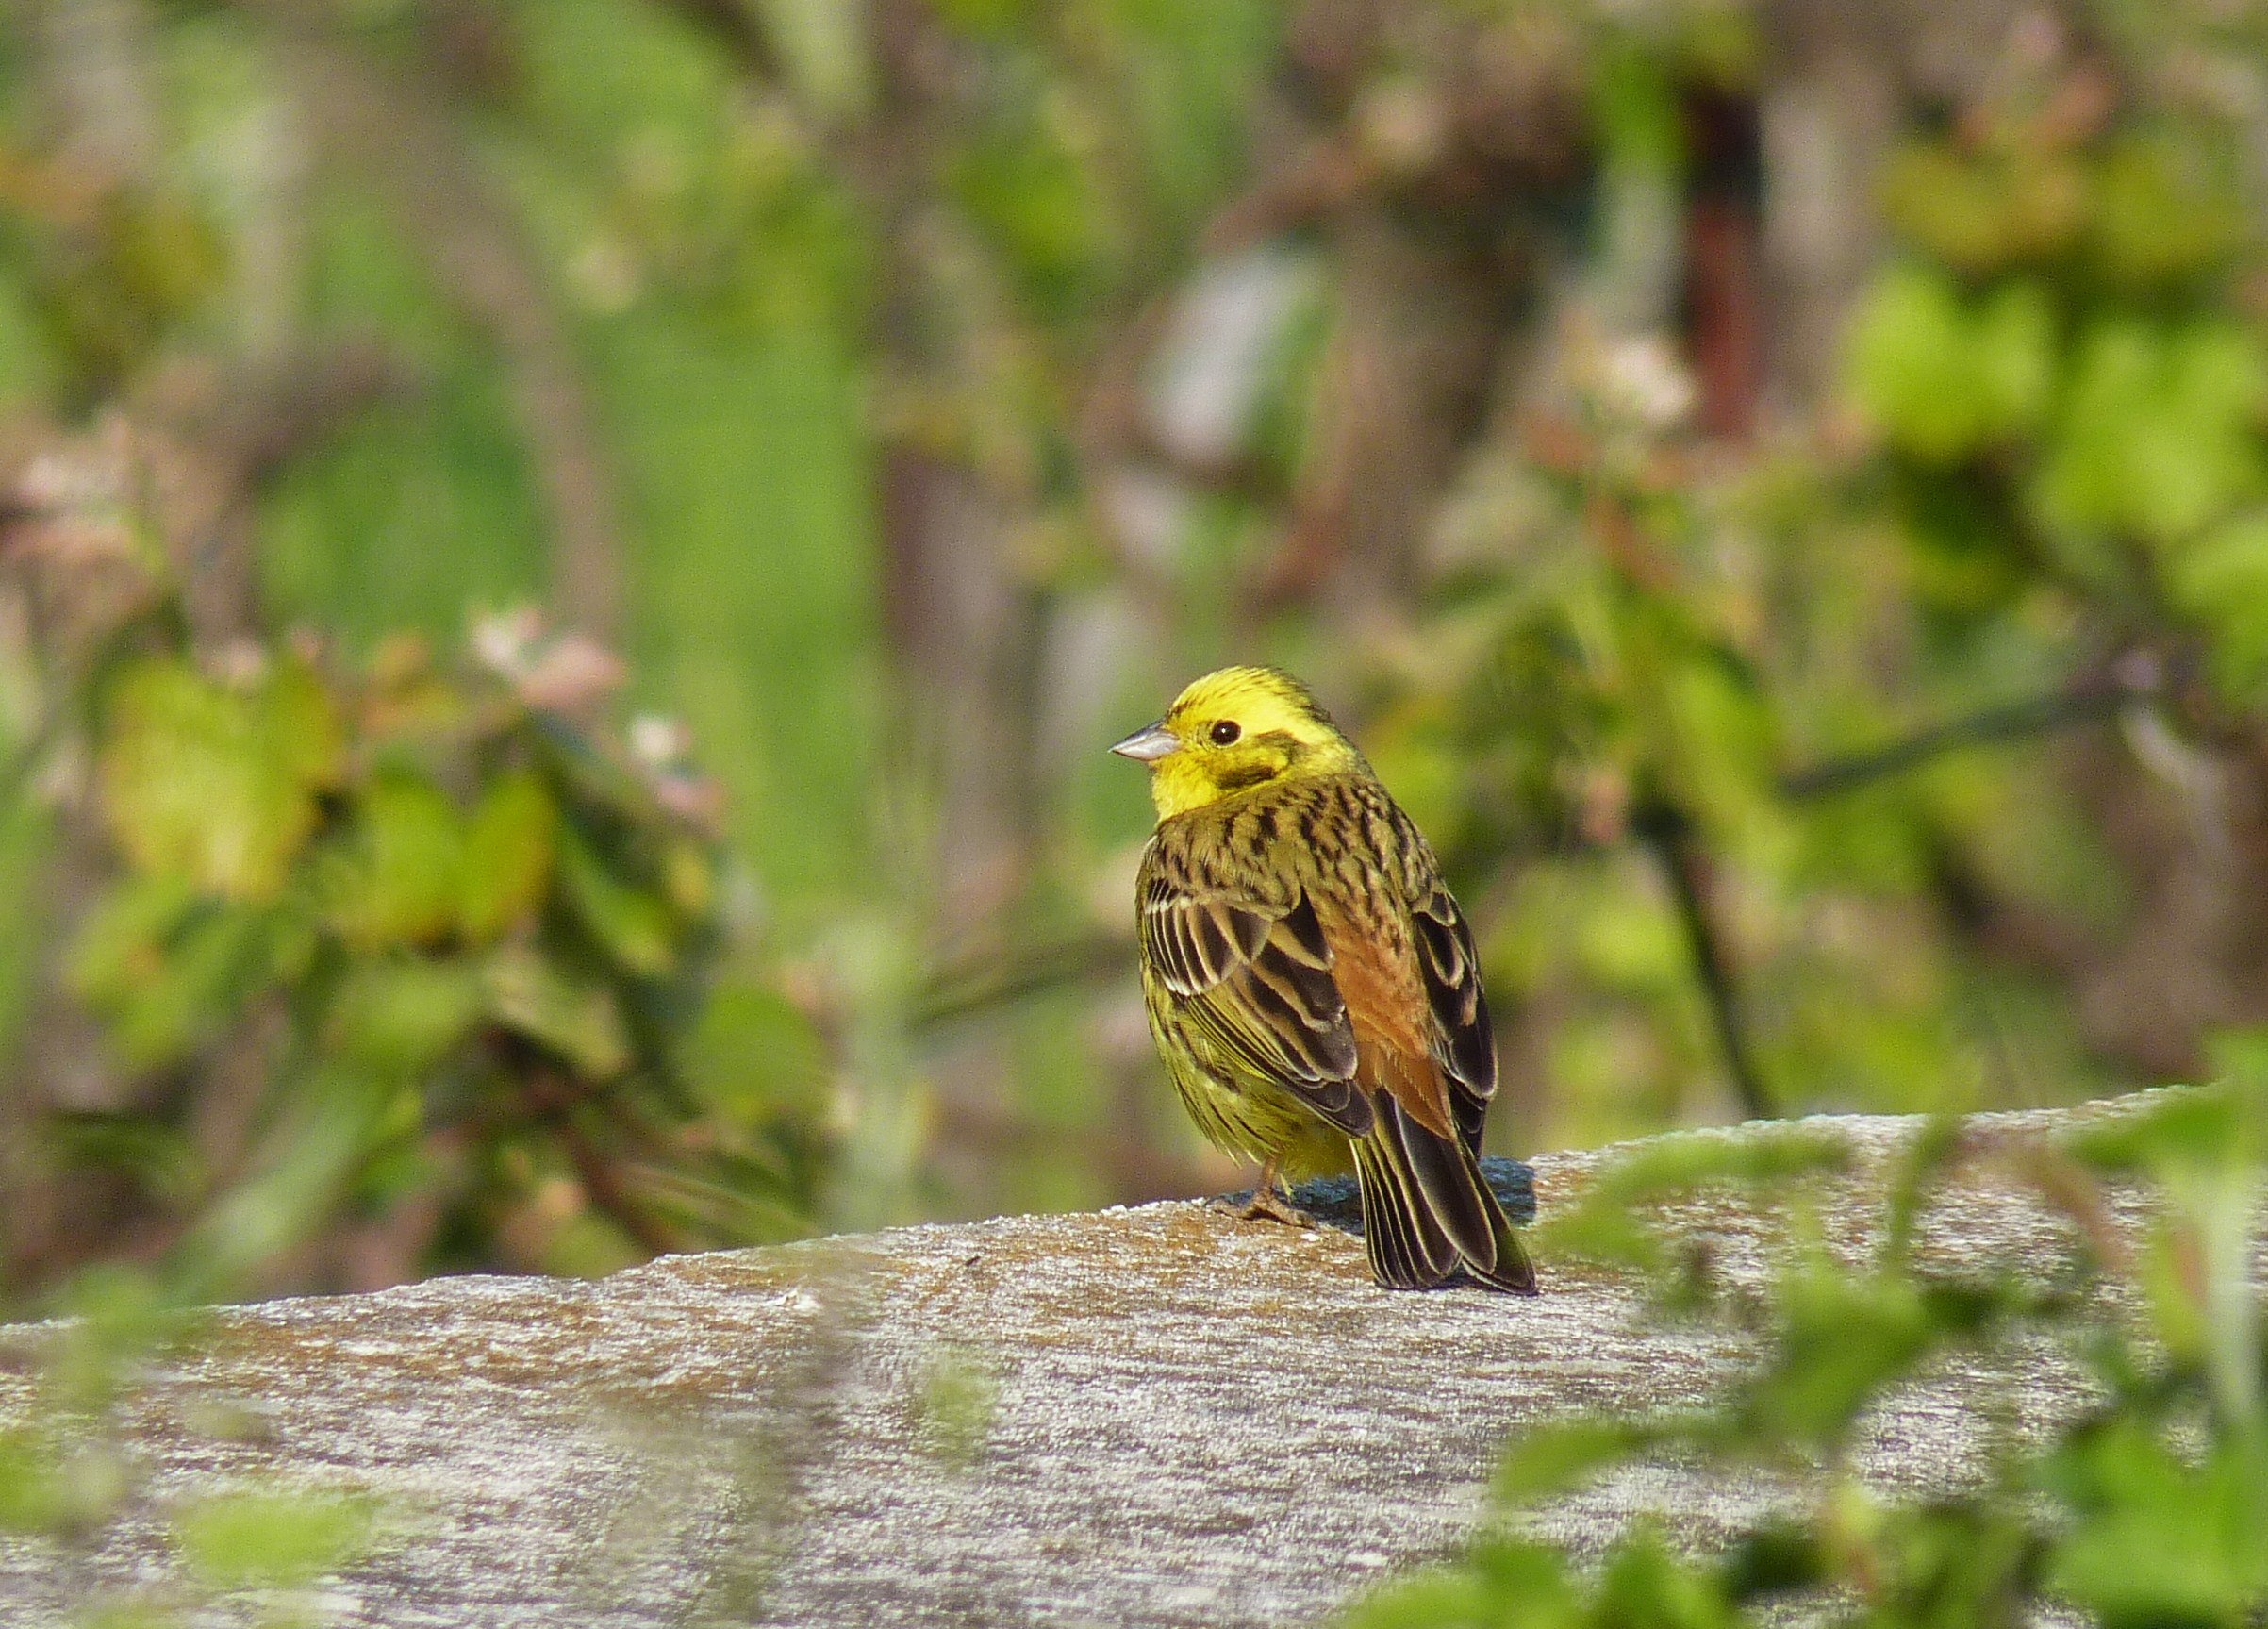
[[1111, 666, 1362, 820]]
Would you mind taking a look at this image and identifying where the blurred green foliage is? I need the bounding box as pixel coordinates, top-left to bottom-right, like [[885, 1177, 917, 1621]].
[[1344, 1056, 2268, 1629], [1, 0, 2268, 1302], [0, 1263, 397, 1625], [39, 535, 829, 1295]]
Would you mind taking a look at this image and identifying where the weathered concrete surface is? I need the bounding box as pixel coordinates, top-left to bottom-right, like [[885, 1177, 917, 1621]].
[[0, 1095, 2211, 1627]]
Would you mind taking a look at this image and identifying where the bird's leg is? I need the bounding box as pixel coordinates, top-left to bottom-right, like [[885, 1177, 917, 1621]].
[[1212, 1155, 1319, 1228]]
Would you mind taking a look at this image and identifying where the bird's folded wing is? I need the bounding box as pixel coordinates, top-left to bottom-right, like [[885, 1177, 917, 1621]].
[[1409, 883, 1498, 1155], [1138, 858, 1369, 1134]]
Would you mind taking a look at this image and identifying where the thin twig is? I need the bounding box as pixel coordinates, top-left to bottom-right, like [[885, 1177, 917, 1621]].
[[1633, 798, 1774, 1121], [1780, 667, 2160, 801], [554, 1110, 679, 1257], [910, 932, 1128, 1031], [509, 1060, 680, 1256], [656, 0, 783, 78]]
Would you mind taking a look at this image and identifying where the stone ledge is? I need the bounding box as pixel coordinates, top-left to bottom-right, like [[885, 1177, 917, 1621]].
[[0, 1095, 2199, 1627]]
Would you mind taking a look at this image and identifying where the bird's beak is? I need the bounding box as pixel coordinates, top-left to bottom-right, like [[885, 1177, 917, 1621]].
[[1109, 721, 1181, 763]]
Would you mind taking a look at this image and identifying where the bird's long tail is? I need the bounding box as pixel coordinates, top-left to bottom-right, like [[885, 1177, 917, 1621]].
[[1350, 1095, 1536, 1294]]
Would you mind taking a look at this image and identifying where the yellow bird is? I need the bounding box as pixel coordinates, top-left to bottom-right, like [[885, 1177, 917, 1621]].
[[1113, 665, 1536, 1293]]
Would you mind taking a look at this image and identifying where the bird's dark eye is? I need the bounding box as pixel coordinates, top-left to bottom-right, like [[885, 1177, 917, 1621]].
[[1210, 720, 1241, 746]]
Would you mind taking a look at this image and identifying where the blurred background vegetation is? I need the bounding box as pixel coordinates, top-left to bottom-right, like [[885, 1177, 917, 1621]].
[[4, 0, 2268, 1308]]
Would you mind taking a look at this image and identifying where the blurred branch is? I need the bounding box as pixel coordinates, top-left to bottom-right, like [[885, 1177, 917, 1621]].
[[227, 0, 628, 643], [910, 931, 1128, 1032], [167, 340, 417, 640], [516, 1066, 684, 1257], [1632, 798, 1774, 1121], [223, 338, 413, 482], [1780, 661, 2164, 801], [1200, 137, 1372, 256], [655, 0, 783, 79]]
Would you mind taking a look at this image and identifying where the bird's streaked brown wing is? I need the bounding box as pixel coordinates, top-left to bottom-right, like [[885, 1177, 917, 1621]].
[[1319, 787, 1532, 1293], [1137, 838, 1370, 1135], [1410, 882, 1498, 1155]]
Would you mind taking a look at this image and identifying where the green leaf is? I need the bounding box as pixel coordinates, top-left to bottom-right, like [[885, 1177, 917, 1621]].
[[1846, 266, 2053, 463], [1879, 140, 2085, 273], [2030, 318, 2268, 551], [0, 1429, 128, 1540], [1579, 1122, 1855, 1206], [68, 887, 282, 1070], [1716, 1521, 1826, 1599], [460, 767, 557, 943], [2045, 1421, 2268, 1627], [1531, 1123, 1853, 1272], [2089, 129, 2243, 290], [2067, 1085, 2243, 1175], [950, 103, 1117, 314], [483, 946, 632, 1078], [2163, 511, 2268, 702], [1592, 1529, 1736, 1629], [1864, 1499, 2039, 1624], [1336, 1569, 1504, 1629], [557, 823, 678, 977], [913, 1347, 998, 1469], [172, 1065, 405, 1297], [1493, 1418, 1661, 1506], [97, 657, 341, 902], [326, 771, 469, 948], [1342, 1538, 1578, 1629], [67, 873, 200, 1010], [327, 960, 482, 1074], [678, 978, 830, 1121], [1740, 1258, 1941, 1451], [262, 655, 349, 794], [44, 1114, 200, 1205]]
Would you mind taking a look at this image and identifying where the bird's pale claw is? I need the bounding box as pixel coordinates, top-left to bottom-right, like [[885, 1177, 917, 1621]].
[[1210, 1189, 1320, 1229]]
